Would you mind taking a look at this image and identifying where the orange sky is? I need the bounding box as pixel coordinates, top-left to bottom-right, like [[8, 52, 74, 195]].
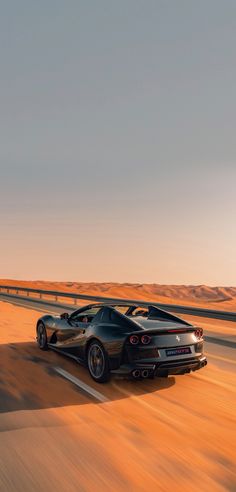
[[1, 3, 236, 285]]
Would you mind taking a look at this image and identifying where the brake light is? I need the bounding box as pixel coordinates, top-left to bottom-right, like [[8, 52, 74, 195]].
[[141, 335, 151, 345], [129, 335, 139, 345], [194, 328, 203, 339]]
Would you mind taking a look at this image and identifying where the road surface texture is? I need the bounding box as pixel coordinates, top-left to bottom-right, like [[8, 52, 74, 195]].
[[0, 300, 235, 492]]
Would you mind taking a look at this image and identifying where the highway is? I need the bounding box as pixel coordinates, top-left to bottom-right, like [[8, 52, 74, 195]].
[[0, 297, 235, 491]]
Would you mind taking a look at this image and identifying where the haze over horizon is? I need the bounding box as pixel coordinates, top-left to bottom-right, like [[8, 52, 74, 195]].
[[1, 1, 236, 285]]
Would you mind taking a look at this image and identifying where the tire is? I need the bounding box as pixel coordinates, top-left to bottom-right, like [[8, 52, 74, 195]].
[[87, 340, 110, 383], [37, 322, 48, 350]]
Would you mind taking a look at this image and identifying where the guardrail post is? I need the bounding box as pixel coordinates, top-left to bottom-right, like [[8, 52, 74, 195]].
[[74, 299, 77, 305], [55, 296, 58, 302], [27, 292, 29, 297], [7, 289, 9, 293], [39, 293, 42, 299]]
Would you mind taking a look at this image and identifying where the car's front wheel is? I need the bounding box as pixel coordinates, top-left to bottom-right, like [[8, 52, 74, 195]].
[[37, 322, 48, 350], [87, 341, 110, 383]]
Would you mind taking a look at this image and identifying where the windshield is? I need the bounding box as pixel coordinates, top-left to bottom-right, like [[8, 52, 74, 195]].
[[128, 306, 149, 317]]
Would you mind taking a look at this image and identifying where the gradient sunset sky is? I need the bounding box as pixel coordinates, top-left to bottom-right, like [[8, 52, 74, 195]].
[[1, 1, 236, 285]]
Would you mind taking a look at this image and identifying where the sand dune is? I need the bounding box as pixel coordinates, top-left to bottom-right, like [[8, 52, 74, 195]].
[[1, 279, 236, 311]]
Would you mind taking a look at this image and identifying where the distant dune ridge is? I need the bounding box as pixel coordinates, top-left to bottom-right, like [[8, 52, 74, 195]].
[[1, 279, 236, 311]]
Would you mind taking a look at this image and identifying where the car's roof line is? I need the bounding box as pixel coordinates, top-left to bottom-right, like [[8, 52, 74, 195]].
[[72, 302, 191, 327]]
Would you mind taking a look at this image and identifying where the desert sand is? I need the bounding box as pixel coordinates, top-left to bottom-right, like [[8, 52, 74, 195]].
[[0, 300, 235, 491], [1, 279, 236, 311]]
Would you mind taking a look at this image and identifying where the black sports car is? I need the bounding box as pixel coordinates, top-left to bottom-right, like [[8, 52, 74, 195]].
[[36, 303, 207, 383]]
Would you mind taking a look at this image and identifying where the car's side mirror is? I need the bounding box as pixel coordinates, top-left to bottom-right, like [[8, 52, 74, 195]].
[[60, 312, 69, 320]]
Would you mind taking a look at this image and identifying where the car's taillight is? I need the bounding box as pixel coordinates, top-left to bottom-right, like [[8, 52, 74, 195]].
[[129, 335, 139, 345], [194, 328, 203, 339], [141, 335, 151, 345]]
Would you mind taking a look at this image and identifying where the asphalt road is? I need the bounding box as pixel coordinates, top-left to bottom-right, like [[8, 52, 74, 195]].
[[0, 298, 235, 491]]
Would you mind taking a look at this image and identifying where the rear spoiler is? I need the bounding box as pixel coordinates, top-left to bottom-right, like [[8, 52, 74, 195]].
[[125, 326, 196, 337]]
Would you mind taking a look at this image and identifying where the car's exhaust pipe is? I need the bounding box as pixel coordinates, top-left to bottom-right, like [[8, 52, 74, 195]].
[[141, 369, 149, 378], [132, 369, 141, 378]]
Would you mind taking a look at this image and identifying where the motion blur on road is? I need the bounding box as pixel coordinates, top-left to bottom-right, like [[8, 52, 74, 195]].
[[0, 299, 235, 492]]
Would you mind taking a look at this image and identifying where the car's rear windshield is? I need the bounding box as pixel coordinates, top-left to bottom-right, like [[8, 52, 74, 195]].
[[112, 305, 149, 317], [112, 305, 130, 315]]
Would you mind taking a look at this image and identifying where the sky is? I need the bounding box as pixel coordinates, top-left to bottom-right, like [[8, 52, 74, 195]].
[[0, 1, 236, 285]]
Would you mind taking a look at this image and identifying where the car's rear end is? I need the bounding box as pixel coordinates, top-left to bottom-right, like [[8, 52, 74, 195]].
[[118, 318, 207, 379]]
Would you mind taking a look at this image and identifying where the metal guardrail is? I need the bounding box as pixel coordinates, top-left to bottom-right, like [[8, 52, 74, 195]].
[[0, 284, 236, 322]]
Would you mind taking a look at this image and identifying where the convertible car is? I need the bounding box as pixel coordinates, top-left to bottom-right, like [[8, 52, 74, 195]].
[[36, 303, 207, 383]]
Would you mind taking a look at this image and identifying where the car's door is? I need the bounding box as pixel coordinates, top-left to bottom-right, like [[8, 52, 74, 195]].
[[51, 316, 82, 348], [55, 306, 101, 360]]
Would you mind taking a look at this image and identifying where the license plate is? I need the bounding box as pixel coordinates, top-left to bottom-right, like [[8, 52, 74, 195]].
[[166, 347, 191, 357]]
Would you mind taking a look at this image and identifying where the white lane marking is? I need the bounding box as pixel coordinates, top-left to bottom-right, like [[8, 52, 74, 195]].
[[54, 367, 108, 403]]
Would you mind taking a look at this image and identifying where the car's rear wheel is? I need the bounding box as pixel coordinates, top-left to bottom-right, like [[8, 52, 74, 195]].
[[87, 341, 110, 383], [37, 322, 48, 350]]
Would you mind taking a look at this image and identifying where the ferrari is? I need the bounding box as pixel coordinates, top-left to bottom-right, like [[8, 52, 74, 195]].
[[36, 303, 207, 383]]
